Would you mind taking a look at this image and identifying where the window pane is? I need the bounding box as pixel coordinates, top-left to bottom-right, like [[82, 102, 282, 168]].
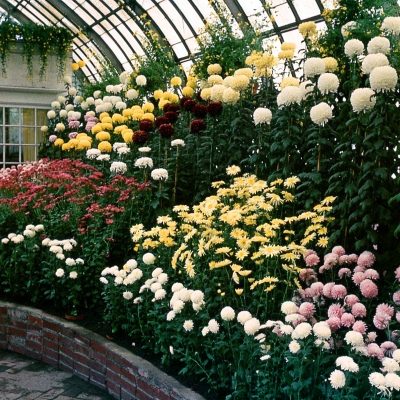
[[6, 127, 19, 144], [36, 128, 46, 145], [23, 128, 35, 145], [22, 146, 36, 162], [23, 108, 35, 125], [5, 108, 20, 125], [37, 109, 47, 126], [0, 108, 3, 124], [5, 146, 19, 163]]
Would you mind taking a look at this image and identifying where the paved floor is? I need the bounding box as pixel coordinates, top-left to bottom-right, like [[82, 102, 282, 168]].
[[0, 349, 114, 400]]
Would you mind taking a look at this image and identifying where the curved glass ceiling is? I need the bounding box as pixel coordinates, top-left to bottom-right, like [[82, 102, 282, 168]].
[[0, 0, 325, 82]]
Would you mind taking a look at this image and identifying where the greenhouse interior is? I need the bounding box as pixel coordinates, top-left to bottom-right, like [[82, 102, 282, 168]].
[[1, 0, 400, 399]]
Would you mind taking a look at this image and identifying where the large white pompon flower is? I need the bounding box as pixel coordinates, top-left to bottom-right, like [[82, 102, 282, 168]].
[[317, 73, 339, 95], [277, 86, 302, 107], [350, 88, 376, 113], [237, 310, 252, 325], [299, 80, 314, 99], [281, 301, 298, 315], [291, 322, 312, 340], [313, 321, 331, 340], [385, 372, 400, 391], [244, 318, 260, 335], [361, 53, 389, 75], [310, 102, 333, 126], [303, 57, 326, 78], [143, 252, 156, 265], [329, 369, 346, 389], [369, 372, 386, 390], [136, 75, 147, 86], [381, 16, 400, 35], [344, 39, 364, 58], [151, 168, 168, 181], [110, 161, 127, 174], [367, 37, 391, 54], [370, 66, 398, 92], [253, 107, 272, 125], [220, 306, 235, 321]]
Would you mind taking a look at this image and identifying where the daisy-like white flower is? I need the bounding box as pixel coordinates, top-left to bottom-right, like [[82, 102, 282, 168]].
[[226, 165, 241, 176], [183, 320, 194, 332]]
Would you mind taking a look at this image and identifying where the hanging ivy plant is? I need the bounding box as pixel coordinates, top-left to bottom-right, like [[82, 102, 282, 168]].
[[0, 16, 73, 80]]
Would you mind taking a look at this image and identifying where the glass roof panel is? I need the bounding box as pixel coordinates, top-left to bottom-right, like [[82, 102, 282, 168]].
[[73, 7, 96, 24], [172, 42, 188, 59], [147, 7, 181, 45], [270, 2, 296, 26], [293, 0, 321, 19], [159, 1, 194, 40]]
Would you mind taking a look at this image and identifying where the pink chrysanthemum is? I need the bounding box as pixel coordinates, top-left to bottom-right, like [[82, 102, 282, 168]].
[[310, 282, 324, 296], [338, 268, 351, 278], [326, 317, 342, 331], [305, 253, 320, 267], [353, 265, 366, 273], [304, 288, 316, 299], [299, 302, 316, 318], [395, 266, 400, 281], [272, 326, 283, 337], [341, 313, 355, 327], [353, 320, 367, 334], [348, 254, 358, 263], [299, 268, 317, 285], [360, 279, 378, 298], [332, 246, 346, 256], [323, 282, 336, 298], [373, 312, 392, 330], [323, 253, 339, 270], [367, 343, 384, 359], [376, 303, 394, 317], [331, 284, 347, 300], [364, 268, 380, 280], [396, 311, 400, 323], [328, 304, 345, 318], [351, 303, 367, 318], [352, 271, 365, 285], [393, 291, 400, 306], [344, 294, 360, 307], [367, 332, 378, 343], [381, 341, 397, 357], [339, 255, 350, 265], [304, 249, 318, 259], [357, 251, 376, 268]]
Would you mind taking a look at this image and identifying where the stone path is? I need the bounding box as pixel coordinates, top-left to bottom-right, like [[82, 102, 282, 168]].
[[0, 349, 114, 400]]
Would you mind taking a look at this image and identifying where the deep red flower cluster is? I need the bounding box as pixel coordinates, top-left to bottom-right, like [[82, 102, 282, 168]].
[[133, 130, 149, 144], [139, 118, 153, 132], [207, 101, 223, 116], [190, 119, 207, 134], [158, 123, 175, 139]]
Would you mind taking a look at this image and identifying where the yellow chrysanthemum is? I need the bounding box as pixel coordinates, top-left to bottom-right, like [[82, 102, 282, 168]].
[[91, 124, 103, 134], [142, 102, 154, 113], [98, 141, 112, 152], [96, 131, 111, 141], [182, 86, 194, 97], [235, 249, 249, 261], [114, 125, 128, 134], [77, 139, 91, 149], [77, 60, 86, 68], [281, 42, 296, 51], [317, 236, 329, 247], [71, 63, 79, 71], [54, 138, 64, 147], [112, 113, 125, 124], [154, 90, 163, 100], [170, 76, 182, 86], [122, 109, 133, 117], [278, 50, 294, 60], [142, 113, 155, 122]]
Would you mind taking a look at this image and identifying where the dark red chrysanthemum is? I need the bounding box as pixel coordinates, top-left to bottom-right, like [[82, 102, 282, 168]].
[[164, 111, 179, 124], [183, 99, 197, 112], [133, 130, 149, 144], [180, 96, 192, 107], [163, 103, 181, 113], [155, 115, 170, 128], [190, 119, 206, 134], [207, 101, 223, 117], [139, 118, 153, 132], [158, 123, 175, 139], [192, 104, 208, 119]]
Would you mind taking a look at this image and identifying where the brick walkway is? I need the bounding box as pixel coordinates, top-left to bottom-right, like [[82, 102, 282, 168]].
[[0, 349, 114, 400]]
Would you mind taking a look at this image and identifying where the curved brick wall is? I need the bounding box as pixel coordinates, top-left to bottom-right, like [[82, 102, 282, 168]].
[[0, 301, 205, 400]]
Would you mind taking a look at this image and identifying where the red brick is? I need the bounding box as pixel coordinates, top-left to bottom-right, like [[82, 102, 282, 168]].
[[43, 329, 59, 342], [8, 343, 25, 354], [0, 307, 8, 314], [0, 341, 7, 350], [43, 320, 59, 333], [121, 387, 136, 400], [106, 380, 120, 398], [90, 359, 106, 374], [8, 310, 27, 320], [25, 348, 42, 361], [9, 319, 27, 330], [9, 335, 25, 347], [8, 326, 26, 337], [121, 377, 137, 396], [136, 388, 153, 400], [43, 337, 58, 351], [60, 345, 74, 358], [74, 352, 89, 366], [0, 315, 7, 324], [26, 339, 42, 352], [59, 360, 73, 373], [154, 389, 171, 400], [27, 315, 42, 325], [43, 354, 59, 368], [90, 369, 107, 390], [43, 346, 58, 360], [137, 379, 154, 396], [59, 353, 73, 370], [107, 359, 122, 374], [74, 361, 90, 380], [75, 333, 90, 346], [73, 341, 89, 356], [106, 368, 121, 386], [91, 340, 106, 354], [59, 326, 74, 338], [91, 350, 107, 365], [27, 331, 42, 343], [121, 367, 137, 383], [107, 350, 123, 364]]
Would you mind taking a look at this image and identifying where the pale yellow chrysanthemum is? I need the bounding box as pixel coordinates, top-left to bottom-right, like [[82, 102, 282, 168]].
[[232, 272, 240, 284], [284, 216, 298, 223], [130, 224, 144, 233], [215, 247, 232, 254], [250, 276, 279, 290], [317, 236, 329, 247], [244, 215, 258, 226], [298, 211, 317, 220], [211, 180, 225, 188], [157, 215, 172, 224], [311, 215, 325, 223], [226, 165, 241, 176], [231, 264, 242, 272], [281, 42, 296, 51], [280, 252, 300, 261], [131, 232, 143, 242], [251, 236, 270, 244], [236, 237, 252, 249], [265, 284, 276, 292], [283, 230, 295, 235], [184, 228, 198, 242], [198, 238, 206, 257], [161, 237, 177, 247], [314, 205, 333, 213], [266, 193, 284, 205], [173, 204, 190, 213], [219, 210, 242, 226], [321, 196, 337, 205], [284, 176, 301, 188], [237, 269, 252, 276], [318, 227, 328, 235], [304, 224, 322, 236], [185, 259, 195, 278], [236, 249, 249, 261], [230, 228, 248, 239], [209, 259, 232, 269], [259, 245, 282, 257], [300, 233, 317, 246], [270, 178, 283, 186], [235, 289, 243, 295]]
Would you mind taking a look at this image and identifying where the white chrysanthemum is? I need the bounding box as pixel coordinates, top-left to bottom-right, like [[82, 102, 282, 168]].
[[253, 107, 272, 125], [12, 234, 24, 244], [277, 86, 302, 107], [292, 322, 312, 340], [208, 74, 223, 86], [317, 73, 339, 95], [222, 87, 240, 105], [136, 75, 147, 86], [150, 282, 162, 293], [179, 288, 192, 302], [367, 37, 390, 55], [126, 89, 138, 99], [313, 321, 331, 340], [1, 238, 9, 244], [171, 139, 185, 147], [280, 77, 299, 89], [344, 39, 364, 58], [202, 327, 209, 336], [329, 369, 346, 389], [59, 109, 68, 118], [166, 310, 175, 321], [341, 21, 357, 36], [115, 101, 127, 111], [237, 310, 252, 325], [138, 146, 151, 153], [110, 161, 127, 174], [183, 320, 194, 332], [190, 290, 204, 304], [336, 356, 359, 372], [65, 258, 76, 266], [362, 53, 389, 75], [310, 102, 333, 126], [135, 157, 153, 169], [151, 168, 168, 181], [369, 372, 386, 389], [221, 306, 235, 321], [385, 372, 400, 391], [370, 66, 398, 92], [299, 80, 314, 99], [207, 63, 222, 75], [157, 273, 168, 284], [281, 301, 298, 315], [123, 291, 133, 300], [154, 289, 167, 300], [208, 319, 220, 333], [350, 88, 376, 113], [55, 268, 64, 277], [392, 349, 400, 362], [344, 330, 364, 346], [100, 277, 108, 284], [289, 340, 301, 354], [303, 57, 325, 78], [23, 229, 35, 238], [172, 299, 185, 313], [231, 75, 250, 91], [49, 245, 63, 254], [143, 252, 156, 265], [381, 16, 400, 35], [210, 84, 225, 102], [86, 149, 101, 159], [172, 282, 184, 292], [96, 154, 110, 161], [244, 317, 260, 335], [382, 357, 400, 373]]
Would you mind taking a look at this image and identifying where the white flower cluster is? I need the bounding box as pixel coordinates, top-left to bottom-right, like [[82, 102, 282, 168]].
[[381, 16, 400, 34], [253, 107, 272, 125], [310, 102, 333, 126], [110, 161, 127, 174], [135, 157, 153, 169], [370, 66, 398, 92], [171, 139, 185, 147], [151, 168, 168, 181], [350, 88, 376, 113], [367, 37, 391, 55], [277, 86, 302, 107], [361, 53, 389, 75], [303, 57, 325, 77], [317, 73, 339, 95], [344, 39, 364, 58]]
